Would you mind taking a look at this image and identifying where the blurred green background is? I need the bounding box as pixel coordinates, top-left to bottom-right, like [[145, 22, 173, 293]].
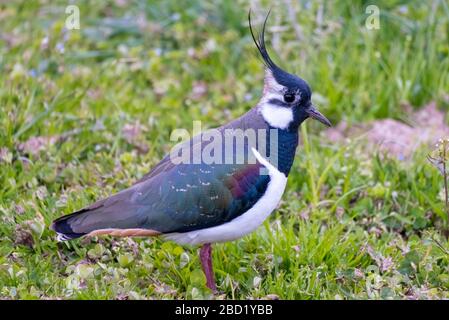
[[1, 0, 449, 299]]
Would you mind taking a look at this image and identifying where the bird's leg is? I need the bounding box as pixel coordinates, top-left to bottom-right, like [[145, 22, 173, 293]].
[[199, 243, 217, 292]]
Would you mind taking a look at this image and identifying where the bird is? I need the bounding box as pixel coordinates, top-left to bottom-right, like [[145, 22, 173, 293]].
[[51, 11, 331, 293]]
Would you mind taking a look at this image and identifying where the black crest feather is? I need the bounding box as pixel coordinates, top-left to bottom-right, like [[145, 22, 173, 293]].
[[248, 9, 279, 71], [248, 10, 310, 93]]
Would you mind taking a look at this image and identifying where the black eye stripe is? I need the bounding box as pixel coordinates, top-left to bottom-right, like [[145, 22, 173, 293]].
[[268, 98, 288, 107]]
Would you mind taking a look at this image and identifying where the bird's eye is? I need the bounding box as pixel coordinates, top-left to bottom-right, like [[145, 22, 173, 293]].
[[283, 93, 295, 103]]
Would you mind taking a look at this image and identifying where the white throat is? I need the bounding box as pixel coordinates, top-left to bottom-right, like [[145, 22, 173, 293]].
[[258, 70, 295, 130], [259, 101, 294, 130]]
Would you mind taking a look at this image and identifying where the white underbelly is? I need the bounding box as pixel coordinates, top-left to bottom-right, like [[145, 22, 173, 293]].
[[164, 148, 287, 246]]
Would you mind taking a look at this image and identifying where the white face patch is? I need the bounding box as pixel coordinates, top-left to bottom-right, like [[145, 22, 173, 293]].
[[259, 69, 295, 129], [259, 102, 294, 129]]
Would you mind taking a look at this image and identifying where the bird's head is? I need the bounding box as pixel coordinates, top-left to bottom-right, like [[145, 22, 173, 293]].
[[249, 11, 331, 131]]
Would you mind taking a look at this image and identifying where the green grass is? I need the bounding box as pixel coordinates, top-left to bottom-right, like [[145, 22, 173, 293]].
[[1, 0, 449, 299]]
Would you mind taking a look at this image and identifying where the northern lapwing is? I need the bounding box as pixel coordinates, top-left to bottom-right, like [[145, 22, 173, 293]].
[[51, 11, 331, 293]]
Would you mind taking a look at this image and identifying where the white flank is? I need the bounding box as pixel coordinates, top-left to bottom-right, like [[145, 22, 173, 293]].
[[260, 103, 293, 130], [164, 148, 287, 245]]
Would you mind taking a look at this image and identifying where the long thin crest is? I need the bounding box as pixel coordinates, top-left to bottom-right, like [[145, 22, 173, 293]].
[[248, 9, 279, 71]]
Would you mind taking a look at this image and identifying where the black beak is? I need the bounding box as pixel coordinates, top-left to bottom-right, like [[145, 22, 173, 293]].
[[306, 105, 331, 127]]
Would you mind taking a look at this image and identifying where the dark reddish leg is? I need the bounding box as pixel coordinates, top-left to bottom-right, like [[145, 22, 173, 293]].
[[199, 243, 217, 293]]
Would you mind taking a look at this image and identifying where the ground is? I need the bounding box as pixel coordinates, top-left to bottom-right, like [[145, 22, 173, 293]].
[[1, 0, 449, 299]]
